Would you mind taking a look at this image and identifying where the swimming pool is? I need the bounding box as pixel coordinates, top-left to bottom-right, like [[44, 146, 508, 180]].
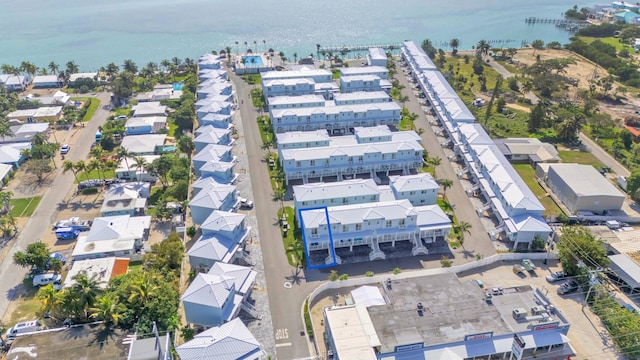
[[242, 55, 264, 66], [173, 82, 183, 91]]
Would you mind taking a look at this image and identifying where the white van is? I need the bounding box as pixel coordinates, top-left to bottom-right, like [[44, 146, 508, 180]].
[[5, 320, 40, 339], [33, 273, 62, 287]]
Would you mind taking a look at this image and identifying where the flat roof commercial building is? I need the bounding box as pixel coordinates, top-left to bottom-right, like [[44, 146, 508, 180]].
[[324, 273, 572, 360], [540, 163, 625, 214]]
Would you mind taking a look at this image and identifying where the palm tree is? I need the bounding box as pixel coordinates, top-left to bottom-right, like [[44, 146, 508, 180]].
[[476, 40, 490, 57], [20, 61, 37, 77], [89, 293, 126, 326], [65, 61, 79, 74], [31, 132, 49, 146], [134, 156, 148, 182], [37, 284, 60, 315], [225, 46, 232, 63], [90, 144, 107, 159], [72, 274, 100, 319], [293, 52, 298, 64], [406, 112, 419, 130], [116, 147, 131, 173], [429, 156, 442, 168], [122, 59, 138, 74], [74, 160, 88, 181], [0, 191, 12, 215], [0, 120, 14, 142], [1, 64, 18, 75], [48, 61, 59, 74], [178, 135, 195, 160], [88, 159, 103, 180], [127, 273, 159, 310], [273, 187, 286, 212], [63, 160, 80, 184], [454, 221, 472, 249], [439, 178, 453, 196], [449, 38, 460, 55], [398, 95, 410, 109]]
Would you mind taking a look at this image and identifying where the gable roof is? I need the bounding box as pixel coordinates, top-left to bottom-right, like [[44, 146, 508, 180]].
[[201, 211, 245, 235], [176, 318, 261, 360], [389, 173, 439, 193], [187, 234, 240, 263], [181, 272, 234, 307], [189, 184, 237, 209]]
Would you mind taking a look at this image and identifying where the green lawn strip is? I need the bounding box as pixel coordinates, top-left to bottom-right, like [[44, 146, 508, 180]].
[[399, 116, 413, 131], [495, 60, 522, 75], [278, 206, 305, 267], [557, 150, 605, 168], [128, 260, 143, 272], [578, 36, 628, 52], [256, 115, 274, 145], [437, 198, 460, 246], [167, 120, 178, 137], [75, 169, 116, 183], [10, 196, 42, 217], [512, 164, 564, 217], [113, 107, 131, 117], [82, 98, 101, 122]]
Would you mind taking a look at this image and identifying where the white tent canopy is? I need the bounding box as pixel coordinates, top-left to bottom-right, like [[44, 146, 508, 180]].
[[351, 286, 386, 307]]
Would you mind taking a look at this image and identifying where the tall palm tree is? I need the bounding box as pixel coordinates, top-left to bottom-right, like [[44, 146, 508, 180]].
[[127, 273, 159, 310], [48, 61, 59, 74], [439, 178, 453, 196], [177, 135, 195, 160], [454, 221, 472, 249], [20, 61, 37, 77], [449, 38, 460, 55], [74, 160, 88, 181], [0, 191, 11, 217], [476, 40, 490, 57], [116, 147, 131, 173], [72, 274, 100, 319], [65, 61, 79, 74], [171, 57, 181, 67], [31, 132, 48, 146], [160, 59, 171, 74], [225, 46, 232, 63], [89, 293, 126, 326], [122, 59, 138, 74], [63, 160, 80, 184], [0, 121, 15, 143], [429, 156, 442, 168], [398, 95, 410, 109], [293, 52, 298, 64], [90, 144, 107, 159], [134, 156, 148, 182], [406, 112, 419, 130], [88, 159, 103, 180], [37, 284, 60, 315]]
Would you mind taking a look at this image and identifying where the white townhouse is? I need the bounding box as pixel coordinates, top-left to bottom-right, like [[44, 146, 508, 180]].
[[299, 200, 451, 266], [261, 68, 333, 83], [367, 48, 388, 67], [262, 78, 316, 97], [280, 139, 423, 185], [332, 91, 391, 106], [267, 94, 326, 110], [197, 81, 233, 100], [389, 173, 439, 206], [199, 68, 227, 81], [198, 53, 222, 70], [340, 66, 389, 80], [293, 179, 381, 210], [197, 113, 233, 129], [340, 75, 391, 93], [275, 130, 331, 150], [270, 102, 401, 134]]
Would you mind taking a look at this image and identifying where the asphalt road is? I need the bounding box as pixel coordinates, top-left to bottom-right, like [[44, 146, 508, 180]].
[[230, 74, 318, 359], [0, 92, 111, 321], [578, 132, 630, 177]]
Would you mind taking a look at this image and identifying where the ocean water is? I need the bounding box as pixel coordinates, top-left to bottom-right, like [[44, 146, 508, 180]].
[[0, 0, 587, 71]]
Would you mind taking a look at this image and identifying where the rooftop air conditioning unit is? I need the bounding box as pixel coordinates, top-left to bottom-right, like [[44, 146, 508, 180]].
[[512, 308, 527, 319], [531, 305, 546, 315]]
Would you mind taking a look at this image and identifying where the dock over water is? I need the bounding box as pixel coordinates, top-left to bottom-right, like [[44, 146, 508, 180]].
[[317, 43, 403, 53]]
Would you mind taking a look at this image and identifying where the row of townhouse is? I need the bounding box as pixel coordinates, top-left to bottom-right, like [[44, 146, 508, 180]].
[[181, 54, 259, 336], [401, 41, 551, 250], [267, 91, 392, 111], [278, 126, 424, 185]]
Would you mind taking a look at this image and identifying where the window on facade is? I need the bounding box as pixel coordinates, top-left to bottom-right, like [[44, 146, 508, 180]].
[[392, 153, 396, 159], [421, 190, 427, 194], [310, 160, 315, 166], [343, 198, 348, 204], [311, 228, 318, 237], [409, 191, 415, 195], [343, 225, 348, 232], [296, 162, 301, 167], [399, 219, 405, 226], [356, 224, 362, 231], [386, 220, 392, 228]]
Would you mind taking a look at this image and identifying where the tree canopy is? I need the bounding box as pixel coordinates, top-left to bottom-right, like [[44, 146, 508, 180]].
[[13, 242, 51, 270], [557, 226, 609, 276]]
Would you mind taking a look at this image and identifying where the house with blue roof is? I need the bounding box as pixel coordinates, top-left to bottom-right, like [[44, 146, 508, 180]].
[[614, 9, 640, 23]]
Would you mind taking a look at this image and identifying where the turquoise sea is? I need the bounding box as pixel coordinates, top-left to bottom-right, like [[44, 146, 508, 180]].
[[0, 0, 589, 71]]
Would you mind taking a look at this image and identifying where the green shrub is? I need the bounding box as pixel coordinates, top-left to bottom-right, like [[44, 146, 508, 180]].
[[365, 271, 374, 277], [81, 187, 99, 195], [392, 267, 402, 275], [440, 256, 453, 267], [328, 270, 339, 281], [338, 274, 349, 281], [186, 226, 196, 238]]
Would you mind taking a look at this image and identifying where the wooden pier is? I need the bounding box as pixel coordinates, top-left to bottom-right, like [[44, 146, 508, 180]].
[[317, 43, 403, 53]]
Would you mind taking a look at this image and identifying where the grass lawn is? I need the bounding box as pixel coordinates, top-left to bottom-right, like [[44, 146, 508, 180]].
[[128, 260, 143, 272], [113, 107, 131, 117], [71, 97, 102, 122], [257, 115, 274, 145], [512, 164, 564, 217], [10, 196, 42, 217], [495, 60, 522, 75], [558, 150, 605, 168], [278, 206, 305, 267], [167, 120, 178, 137], [578, 36, 628, 52], [399, 116, 414, 131], [75, 169, 116, 183]]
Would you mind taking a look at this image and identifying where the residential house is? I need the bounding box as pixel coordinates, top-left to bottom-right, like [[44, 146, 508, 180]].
[[494, 138, 560, 164], [131, 101, 167, 117], [270, 102, 401, 134], [198, 54, 222, 70], [6, 107, 62, 123], [192, 176, 223, 197], [181, 263, 256, 327], [100, 182, 150, 217], [192, 144, 235, 175], [389, 173, 439, 206], [199, 68, 228, 81], [32, 75, 61, 88], [24, 90, 70, 106], [367, 48, 388, 67], [0, 143, 31, 167], [300, 200, 451, 266], [1, 75, 31, 91], [136, 85, 182, 102], [125, 116, 167, 135], [540, 163, 625, 214], [340, 66, 389, 79], [262, 68, 333, 83], [115, 155, 159, 182], [187, 210, 250, 269], [189, 184, 239, 225], [276, 130, 331, 150], [120, 134, 167, 155], [197, 82, 233, 100], [199, 160, 238, 184], [339, 75, 387, 93], [614, 9, 640, 24], [71, 215, 151, 261], [197, 113, 233, 129], [69, 72, 97, 82], [196, 102, 232, 122], [0, 163, 13, 185], [194, 127, 233, 152], [175, 318, 263, 360], [64, 257, 129, 289]]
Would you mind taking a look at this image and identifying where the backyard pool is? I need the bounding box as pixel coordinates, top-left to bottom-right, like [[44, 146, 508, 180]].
[[173, 82, 183, 91], [242, 55, 264, 66]]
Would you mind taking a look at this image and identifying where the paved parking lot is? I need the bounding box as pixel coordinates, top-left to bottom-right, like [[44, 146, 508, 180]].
[[457, 260, 620, 360]]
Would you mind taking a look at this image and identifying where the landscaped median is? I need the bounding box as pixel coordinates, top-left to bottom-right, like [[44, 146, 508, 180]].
[[70, 97, 101, 122], [277, 206, 305, 267], [10, 196, 42, 218]]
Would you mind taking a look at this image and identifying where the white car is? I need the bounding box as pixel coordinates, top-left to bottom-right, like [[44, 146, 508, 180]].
[[546, 271, 566, 283], [238, 197, 254, 209], [60, 144, 70, 154]]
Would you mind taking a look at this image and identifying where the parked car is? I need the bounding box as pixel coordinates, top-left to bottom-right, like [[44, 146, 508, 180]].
[[78, 179, 102, 189], [115, 115, 128, 120], [473, 279, 484, 288], [557, 280, 580, 295], [546, 271, 566, 283], [5, 320, 41, 339], [33, 273, 62, 287], [238, 197, 254, 209], [60, 144, 70, 154], [49, 252, 67, 265]]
